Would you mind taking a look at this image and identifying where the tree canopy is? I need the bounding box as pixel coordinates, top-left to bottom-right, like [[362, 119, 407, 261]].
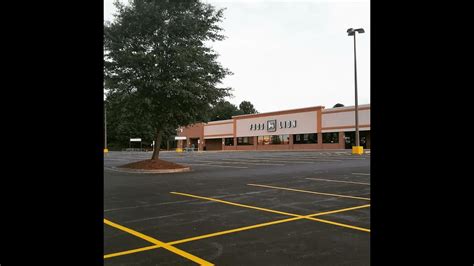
[[206, 100, 258, 121], [104, 0, 232, 159], [207, 100, 242, 121], [239, 100, 258, 114]]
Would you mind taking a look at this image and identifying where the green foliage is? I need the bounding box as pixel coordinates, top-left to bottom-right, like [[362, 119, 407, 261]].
[[207, 100, 242, 121], [204, 100, 259, 121], [239, 100, 257, 114], [104, 0, 232, 149]]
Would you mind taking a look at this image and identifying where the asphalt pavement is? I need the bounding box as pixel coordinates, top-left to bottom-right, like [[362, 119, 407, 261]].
[[104, 150, 370, 265]]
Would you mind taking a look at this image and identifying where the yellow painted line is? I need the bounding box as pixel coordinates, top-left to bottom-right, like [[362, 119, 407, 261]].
[[104, 219, 213, 265], [171, 192, 370, 232], [169, 203, 371, 244], [247, 183, 370, 201], [304, 217, 370, 232], [170, 192, 297, 217], [305, 204, 370, 217], [305, 178, 370, 185], [104, 244, 162, 259], [104, 203, 370, 259], [169, 216, 302, 245]]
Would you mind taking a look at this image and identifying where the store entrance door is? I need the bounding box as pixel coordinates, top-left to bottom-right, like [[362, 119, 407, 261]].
[[189, 138, 199, 151], [205, 138, 222, 151], [344, 131, 370, 149]]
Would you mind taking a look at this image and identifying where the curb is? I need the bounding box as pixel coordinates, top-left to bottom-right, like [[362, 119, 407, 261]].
[[105, 166, 191, 174]]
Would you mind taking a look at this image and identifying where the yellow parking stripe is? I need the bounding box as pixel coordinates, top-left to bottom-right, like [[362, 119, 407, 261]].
[[171, 192, 370, 232], [104, 219, 213, 265], [170, 192, 298, 217], [169, 203, 371, 244], [247, 183, 370, 201], [304, 217, 370, 232], [104, 203, 370, 259], [305, 178, 370, 185], [104, 245, 162, 259]]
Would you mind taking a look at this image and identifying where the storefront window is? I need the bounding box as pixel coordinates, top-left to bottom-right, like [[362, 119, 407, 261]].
[[271, 135, 281, 144], [258, 135, 290, 145], [224, 138, 234, 146], [293, 133, 317, 144], [237, 137, 254, 145], [257, 135, 270, 145], [323, 132, 339, 143]]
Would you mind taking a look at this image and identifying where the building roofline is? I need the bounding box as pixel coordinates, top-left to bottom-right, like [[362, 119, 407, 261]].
[[322, 104, 370, 113], [232, 105, 325, 120]]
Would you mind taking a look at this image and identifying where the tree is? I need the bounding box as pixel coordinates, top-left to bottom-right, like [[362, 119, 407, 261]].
[[333, 103, 345, 108], [105, 92, 154, 149], [105, 0, 232, 160], [207, 100, 243, 121], [105, 91, 177, 150], [239, 100, 258, 114]]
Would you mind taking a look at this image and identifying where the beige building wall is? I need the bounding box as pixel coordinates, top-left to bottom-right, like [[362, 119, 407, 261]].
[[322, 105, 370, 130], [235, 111, 318, 137], [204, 121, 233, 137]]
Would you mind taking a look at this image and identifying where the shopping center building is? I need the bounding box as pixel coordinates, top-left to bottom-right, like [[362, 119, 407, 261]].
[[176, 104, 370, 151]]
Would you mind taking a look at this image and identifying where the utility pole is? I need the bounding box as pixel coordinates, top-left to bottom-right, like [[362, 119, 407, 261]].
[[104, 104, 108, 153], [347, 28, 365, 155]]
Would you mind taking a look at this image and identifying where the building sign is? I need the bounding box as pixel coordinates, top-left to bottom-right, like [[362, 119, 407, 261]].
[[267, 120, 276, 132], [130, 138, 142, 142], [280, 120, 297, 129], [174, 136, 187, 140], [250, 119, 297, 132]]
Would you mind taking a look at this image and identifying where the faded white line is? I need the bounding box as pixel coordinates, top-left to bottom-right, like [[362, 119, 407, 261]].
[[123, 213, 187, 224], [104, 167, 190, 174], [183, 163, 248, 169], [104, 200, 195, 212], [352, 173, 370, 176], [250, 157, 342, 162], [306, 178, 370, 185], [223, 158, 315, 164], [191, 160, 283, 166]]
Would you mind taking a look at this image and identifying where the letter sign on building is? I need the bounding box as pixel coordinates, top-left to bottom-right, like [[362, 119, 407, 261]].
[[250, 119, 297, 131], [267, 120, 276, 132]]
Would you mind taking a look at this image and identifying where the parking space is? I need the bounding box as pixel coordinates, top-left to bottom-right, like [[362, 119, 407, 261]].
[[104, 150, 370, 265]]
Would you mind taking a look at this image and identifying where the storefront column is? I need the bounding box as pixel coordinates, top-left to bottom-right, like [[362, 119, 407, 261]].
[[318, 133, 323, 149], [339, 131, 346, 149], [199, 138, 204, 151], [289, 134, 294, 150], [253, 136, 258, 150], [365, 132, 371, 149]]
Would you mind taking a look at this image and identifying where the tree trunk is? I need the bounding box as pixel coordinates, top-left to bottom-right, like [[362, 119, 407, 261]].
[[151, 129, 163, 160]]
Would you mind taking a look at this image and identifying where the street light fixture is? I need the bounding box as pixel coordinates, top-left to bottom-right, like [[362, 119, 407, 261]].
[[347, 28, 365, 155], [104, 103, 109, 153]]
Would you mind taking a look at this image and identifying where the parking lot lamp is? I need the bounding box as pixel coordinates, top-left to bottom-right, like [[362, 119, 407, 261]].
[[347, 28, 365, 155]]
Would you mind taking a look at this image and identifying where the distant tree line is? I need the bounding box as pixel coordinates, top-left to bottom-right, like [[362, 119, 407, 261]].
[[105, 96, 258, 150], [206, 100, 258, 121]]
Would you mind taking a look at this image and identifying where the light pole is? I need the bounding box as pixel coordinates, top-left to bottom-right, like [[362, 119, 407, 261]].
[[347, 28, 365, 155], [104, 103, 108, 153]]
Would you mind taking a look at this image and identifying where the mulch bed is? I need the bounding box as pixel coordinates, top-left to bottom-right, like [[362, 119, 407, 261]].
[[118, 159, 188, 170]]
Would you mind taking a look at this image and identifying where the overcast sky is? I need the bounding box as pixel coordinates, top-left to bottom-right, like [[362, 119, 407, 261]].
[[104, 0, 370, 113]]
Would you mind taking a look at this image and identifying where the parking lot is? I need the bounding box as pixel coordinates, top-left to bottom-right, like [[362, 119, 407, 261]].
[[104, 150, 370, 265]]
